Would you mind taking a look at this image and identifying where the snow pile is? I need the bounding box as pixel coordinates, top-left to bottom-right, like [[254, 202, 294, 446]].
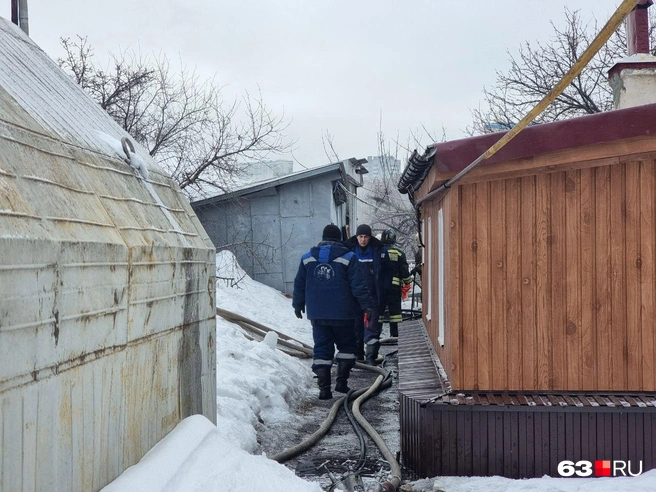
[[214, 249, 314, 451], [215, 249, 313, 345], [616, 53, 656, 64], [127, 150, 150, 179], [101, 415, 322, 492], [215, 319, 313, 452], [414, 469, 656, 492]]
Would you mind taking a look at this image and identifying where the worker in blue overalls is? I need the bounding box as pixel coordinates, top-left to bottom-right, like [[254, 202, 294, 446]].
[[293, 224, 374, 400], [348, 224, 389, 365]]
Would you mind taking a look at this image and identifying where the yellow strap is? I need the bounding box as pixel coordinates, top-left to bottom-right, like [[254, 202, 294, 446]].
[[415, 0, 641, 206], [483, 0, 639, 162]]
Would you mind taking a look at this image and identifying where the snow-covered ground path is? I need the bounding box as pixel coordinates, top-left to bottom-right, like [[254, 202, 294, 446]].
[[102, 251, 656, 492]]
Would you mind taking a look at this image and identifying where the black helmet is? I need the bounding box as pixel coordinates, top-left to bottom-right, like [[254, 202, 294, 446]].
[[381, 229, 396, 244]]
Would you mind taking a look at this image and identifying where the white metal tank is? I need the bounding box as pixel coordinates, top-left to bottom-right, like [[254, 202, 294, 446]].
[[0, 18, 216, 491]]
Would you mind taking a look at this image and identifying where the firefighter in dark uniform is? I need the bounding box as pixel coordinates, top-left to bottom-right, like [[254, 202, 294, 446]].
[[379, 229, 413, 338], [293, 224, 374, 400]]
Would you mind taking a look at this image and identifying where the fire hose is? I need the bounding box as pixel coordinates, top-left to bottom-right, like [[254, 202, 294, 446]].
[[216, 308, 403, 491]]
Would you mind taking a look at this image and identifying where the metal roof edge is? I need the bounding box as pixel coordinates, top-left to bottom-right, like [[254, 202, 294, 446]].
[[190, 162, 342, 207], [399, 102, 656, 198]]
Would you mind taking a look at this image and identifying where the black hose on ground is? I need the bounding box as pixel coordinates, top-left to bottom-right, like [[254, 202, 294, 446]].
[[351, 375, 402, 492], [270, 362, 391, 464], [217, 307, 401, 489], [272, 362, 400, 490], [343, 388, 367, 473]]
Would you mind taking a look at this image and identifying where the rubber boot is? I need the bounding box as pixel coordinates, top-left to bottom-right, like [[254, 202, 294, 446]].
[[365, 343, 380, 366], [314, 367, 333, 400], [355, 325, 365, 362], [334, 360, 355, 393], [356, 343, 365, 363], [389, 322, 398, 338]]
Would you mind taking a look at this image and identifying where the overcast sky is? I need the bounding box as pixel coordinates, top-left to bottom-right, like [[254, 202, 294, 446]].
[[1, 0, 627, 169]]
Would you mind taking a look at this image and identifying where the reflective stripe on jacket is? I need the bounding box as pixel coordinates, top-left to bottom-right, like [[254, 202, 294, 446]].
[[292, 240, 374, 320], [347, 235, 389, 305], [386, 247, 412, 288]]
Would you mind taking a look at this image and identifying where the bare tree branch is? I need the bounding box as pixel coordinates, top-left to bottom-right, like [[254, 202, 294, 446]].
[[468, 9, 656, 135], [321, 130, 340, 162], [58, 37, 293, 198]]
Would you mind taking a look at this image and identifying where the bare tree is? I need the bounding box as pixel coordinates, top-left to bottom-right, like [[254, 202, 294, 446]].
[[321, 130, 341, 163], [356, 117, 418, 257], [59, 36, 292, 198], [469, 8, 656, 135]]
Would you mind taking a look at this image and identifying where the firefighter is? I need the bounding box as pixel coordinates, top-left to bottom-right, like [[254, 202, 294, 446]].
[[379, 229, 413, 338], [348, 224, 389, 365], [293, 224, 374, 400]]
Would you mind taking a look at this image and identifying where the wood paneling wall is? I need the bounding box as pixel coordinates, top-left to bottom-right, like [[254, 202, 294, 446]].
[[423, 158, 656, 391]]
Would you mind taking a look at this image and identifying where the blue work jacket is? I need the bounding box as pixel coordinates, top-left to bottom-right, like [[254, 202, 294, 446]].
[[347, 235, 389, 305], [293, 240, 374, 321]]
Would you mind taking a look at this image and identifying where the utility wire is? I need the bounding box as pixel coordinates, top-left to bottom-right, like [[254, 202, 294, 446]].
[[338, 182, 409, 216]]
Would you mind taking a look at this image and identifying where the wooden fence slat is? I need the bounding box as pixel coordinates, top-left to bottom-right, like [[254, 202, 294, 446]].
[[610, 163, 627, 389], [490, 180, 507, 390], [595, 165, 612, 390], [506, 178, 522, 390], [580, 167, 596, 389], [640, 160, 655, 390], [565, 170, 582, 389], [447, 189, 462, 387], [521, 176, 537, 389], [461, 185, 478, 389], [551, 172, 567, 390], [475, 182, 491, 388], [535, 173, 551, 389], [625, 161, 642, 389]]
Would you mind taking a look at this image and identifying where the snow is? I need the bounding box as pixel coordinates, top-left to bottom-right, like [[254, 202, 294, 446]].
[[102, 250, 656, 492], [128, 150, 150, 179], [616, 53, 656, 64], [214, 250, 313, 346], [101, 415, 321, 492], [0, 19, 160, 169], [418, 470, 656, 492]]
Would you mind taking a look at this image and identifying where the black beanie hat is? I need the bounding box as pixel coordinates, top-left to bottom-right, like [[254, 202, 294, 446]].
[[322, 224, 342, 241], [355, 224, 372, 237]]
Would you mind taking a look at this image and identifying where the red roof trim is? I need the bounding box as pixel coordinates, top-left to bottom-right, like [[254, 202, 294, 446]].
[[433, 103, 656, 174]]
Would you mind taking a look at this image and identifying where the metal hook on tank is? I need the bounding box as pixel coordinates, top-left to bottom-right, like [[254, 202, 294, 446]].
[[121, 136, 135, 163]]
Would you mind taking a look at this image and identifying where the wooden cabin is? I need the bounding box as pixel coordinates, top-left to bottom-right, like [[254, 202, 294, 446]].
[[397, 102, 656, 479]]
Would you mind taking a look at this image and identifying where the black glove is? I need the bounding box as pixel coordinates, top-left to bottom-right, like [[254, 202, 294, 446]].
[[363, 307, 373, 319], [295, 308, 304, 319]]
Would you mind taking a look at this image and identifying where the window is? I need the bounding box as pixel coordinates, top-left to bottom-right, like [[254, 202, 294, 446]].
[[426, 217, 431, 321], [437, 207, 445, 346]]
